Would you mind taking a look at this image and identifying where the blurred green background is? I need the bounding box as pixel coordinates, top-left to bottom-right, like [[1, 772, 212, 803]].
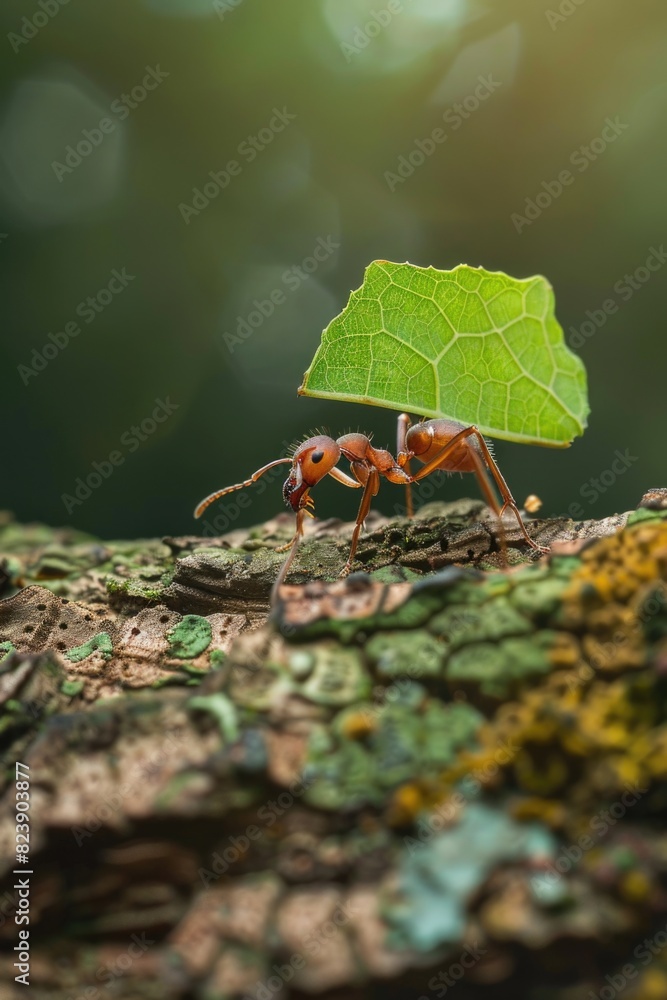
[[0, 0, 665, 540]]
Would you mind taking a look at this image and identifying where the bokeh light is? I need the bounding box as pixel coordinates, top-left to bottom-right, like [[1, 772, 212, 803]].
[[0, 71, 124, 226]]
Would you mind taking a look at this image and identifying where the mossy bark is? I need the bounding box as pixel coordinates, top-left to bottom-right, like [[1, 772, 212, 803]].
[[1, 497, 666, 1000]]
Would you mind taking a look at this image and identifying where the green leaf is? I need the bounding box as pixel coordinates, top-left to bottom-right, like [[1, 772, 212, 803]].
[[298, 261, 589, 447]]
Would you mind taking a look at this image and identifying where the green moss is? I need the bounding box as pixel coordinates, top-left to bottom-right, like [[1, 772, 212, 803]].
[[286, 592, 444, 645], [228, 661, 295, 712], [61, 679, 84, 697], [299, 644, 371, 706], [151, 674, 189, 689], [430, 598, 531, 651], [549, 554, 585, 578], [105, 574, 166, 602], [445, 631, 557, 698], [510, 575, 570, 619], [181, 663, 211, 677], [166, 615, 212, 659], [303, 695, 482, 811], [188, 693, 239, 742], [365, 630, 444, 679], [369, 565, 423, 584], [0, 640, 16, 662], [626, 507, 667, 526], [65, 632, 113, 663]]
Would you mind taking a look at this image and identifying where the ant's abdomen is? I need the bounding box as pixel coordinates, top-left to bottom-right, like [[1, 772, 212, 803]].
[[407, 419, 482, 473]]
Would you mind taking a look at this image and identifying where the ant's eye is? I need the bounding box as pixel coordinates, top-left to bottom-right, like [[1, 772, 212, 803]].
[[311, 450, 324, 464]]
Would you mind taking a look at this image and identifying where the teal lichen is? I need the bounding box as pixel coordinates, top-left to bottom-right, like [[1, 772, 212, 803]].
[[209, 649, 226, 668], [188, 693, 239, 743], [0, 641, 16, 662], [303, 693, 482, 811], [445, 631, 556, 698], [65, 632, 113, 663], [166, 615, 212, 659], [387, 802, 556, 951]]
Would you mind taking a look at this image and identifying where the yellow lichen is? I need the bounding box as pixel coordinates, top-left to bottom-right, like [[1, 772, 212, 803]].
[[619, 869, 652, 902], [340, 711, 378, 740]]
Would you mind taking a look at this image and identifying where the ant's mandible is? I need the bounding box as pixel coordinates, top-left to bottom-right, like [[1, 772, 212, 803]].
[[194, 414, 546, 592]]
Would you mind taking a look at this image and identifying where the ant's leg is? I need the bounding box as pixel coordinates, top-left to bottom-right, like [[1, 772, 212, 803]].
[[194, 458, 292, 518], [271, 508, 306, 599], [466, 447, 509, 561], [274, 538, 295, 554], [397, 413, 414, 517], [466, 431, 546, 553], [275, 496, 315, 552], [339, 470, 380, 578], [275, 468, 360, 553], [409, 426, 545, 553]]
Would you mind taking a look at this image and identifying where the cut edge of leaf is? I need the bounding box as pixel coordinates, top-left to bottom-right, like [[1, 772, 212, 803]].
[[298, 260, 590, 448]]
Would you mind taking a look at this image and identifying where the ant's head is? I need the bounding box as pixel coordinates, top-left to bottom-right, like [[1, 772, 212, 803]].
[[283, 435, 340, 512]]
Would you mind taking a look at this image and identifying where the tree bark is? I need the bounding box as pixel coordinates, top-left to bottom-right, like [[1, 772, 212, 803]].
[[1, 495, 666, 1000]]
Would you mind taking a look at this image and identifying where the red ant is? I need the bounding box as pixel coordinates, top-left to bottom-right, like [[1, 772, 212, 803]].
[[194, 414, 545, 590]]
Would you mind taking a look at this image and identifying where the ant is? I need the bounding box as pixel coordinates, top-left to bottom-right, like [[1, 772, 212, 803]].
[[194, 414, 546, 591]]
